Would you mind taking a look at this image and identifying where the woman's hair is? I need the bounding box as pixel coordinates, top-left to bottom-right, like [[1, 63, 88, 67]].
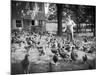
[[65, 15, 71, 21]]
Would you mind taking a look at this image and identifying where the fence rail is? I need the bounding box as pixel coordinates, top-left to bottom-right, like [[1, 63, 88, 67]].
[[74, 23, 95, 34]]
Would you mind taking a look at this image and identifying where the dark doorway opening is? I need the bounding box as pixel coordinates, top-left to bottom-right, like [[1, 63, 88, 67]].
[[32, 20, 35, 25]]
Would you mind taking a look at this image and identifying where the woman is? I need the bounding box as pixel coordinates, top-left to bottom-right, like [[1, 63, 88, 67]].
[[65, 16, 76, 42]]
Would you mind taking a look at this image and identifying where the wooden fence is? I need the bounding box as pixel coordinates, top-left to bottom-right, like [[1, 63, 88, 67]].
[[74, 23, 95, 34]]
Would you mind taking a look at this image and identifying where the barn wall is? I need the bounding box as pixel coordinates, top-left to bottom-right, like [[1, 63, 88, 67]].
[[35, 20, 38, 26], [11, 19, 23, 30], [23, 19, 31, 29], [11, 19, 16, 30], [46, 22, 66, 33]]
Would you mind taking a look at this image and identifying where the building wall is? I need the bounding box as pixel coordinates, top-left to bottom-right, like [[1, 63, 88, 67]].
[[35, 20, 38, 26], [23, 19, 31, 29], [11, 19, 16, 30], [11, 2, 46, 32], [11, 19, 23, 30], [46, 22, 67, 34]]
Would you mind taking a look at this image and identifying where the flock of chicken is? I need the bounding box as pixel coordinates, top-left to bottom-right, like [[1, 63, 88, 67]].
[[11, 30, 96, 73]]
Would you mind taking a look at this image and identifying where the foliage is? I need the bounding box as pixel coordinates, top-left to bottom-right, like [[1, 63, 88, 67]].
[[47, 3, 95, 24]]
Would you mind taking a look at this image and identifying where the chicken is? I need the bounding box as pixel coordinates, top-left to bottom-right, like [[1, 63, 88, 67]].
[[82, 46, 87, 52], [51, 48, 58, 54], [88, 46, 95, 53], [71, 51, 76, 61], [82, 54, 87, 64], [37, 46, 45, 56], [58, 48, 68, 61], [70, 47, 78, 61], [21, 54, 30, 74], [53, 54, 58, 65], [24, 46, 31, 53], [65, 45, 70, 52], [84, 38, 88, 43]]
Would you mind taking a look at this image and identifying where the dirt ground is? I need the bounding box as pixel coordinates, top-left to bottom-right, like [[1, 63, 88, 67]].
[[11, 31, 96, 75], [11, 58, 96, 75]]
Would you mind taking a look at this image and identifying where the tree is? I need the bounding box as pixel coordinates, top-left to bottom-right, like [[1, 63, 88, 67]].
[[48, 4, 80, 35], [56, 4, 63, 36], [11, 1, 27, 19], [11, 1, 36, 19], [48, 3, 57, 20]]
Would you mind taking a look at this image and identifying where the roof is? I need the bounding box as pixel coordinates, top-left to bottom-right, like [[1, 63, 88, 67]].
[[22, 15, 32, 19], [22, 12, 46, 20]]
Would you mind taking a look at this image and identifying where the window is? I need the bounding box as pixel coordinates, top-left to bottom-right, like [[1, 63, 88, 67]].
[[16, 20, 22, 27], [32, 20, 35, 25]]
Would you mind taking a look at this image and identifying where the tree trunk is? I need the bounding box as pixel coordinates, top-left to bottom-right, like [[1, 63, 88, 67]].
[[93, 15, 96, 37], [56, 4, 63, 36], [93, 24, 96, 37]]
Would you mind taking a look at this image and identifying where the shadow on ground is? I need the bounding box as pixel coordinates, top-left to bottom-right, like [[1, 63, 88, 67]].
[[11, 59, 96, 75]]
